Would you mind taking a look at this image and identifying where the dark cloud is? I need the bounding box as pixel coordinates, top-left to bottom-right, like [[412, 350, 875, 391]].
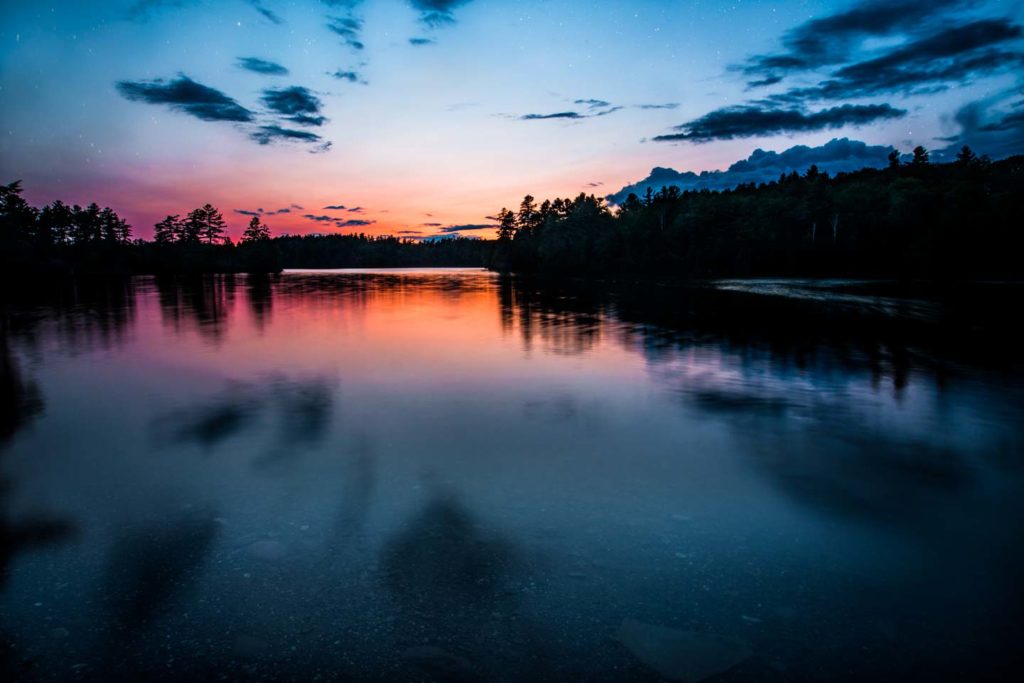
[[251, 125, 325, 147], [245, 0, 283, 24], [116, 75, 254, 122], [304, 214, 373, 228], [585, 182, 603, 188], [608, 137, 897, 204], [765, 20, 1024, 103], [521, 111, 585, 120], [742, 0, 968, 79], [260, 86, 327, 126], [238, 57, 289, 76], [235, 207, 291, 216], [520, 102, 622, 120], [439, 223, 495, 233], [936, 95, 1024, 159], [330, 69, 367, 84], [127, 0, 283, 24], [747, 75, 783, 88], [327, 15, 365, 50], [636, 102, 680, 110], [655, 103, 906, 142], [422, 222, 442, 227], [411, 0, 472, 27], [323, 204, 347, 210], [397, 230, 423, 234], [409, 37, 436, 46]]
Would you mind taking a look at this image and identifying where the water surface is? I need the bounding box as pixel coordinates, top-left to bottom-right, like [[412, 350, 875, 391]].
[[2, 270, 1022, 681]]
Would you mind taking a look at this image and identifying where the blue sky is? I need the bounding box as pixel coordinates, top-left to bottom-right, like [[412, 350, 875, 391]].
[[1, 0, 1022, 238]]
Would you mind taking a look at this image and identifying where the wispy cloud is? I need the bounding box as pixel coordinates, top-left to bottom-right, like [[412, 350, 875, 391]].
[[261, 86, 327, 126], [330, 69, 367, 84], [520, 99, 623, 121], [411, 0, 473, 27], [245, 0, 283, 24], [654, 103, 906, 142], [327, 14, 365, 50], [439, 223, 495, 233], [520, 111, 586, 120], [636, 102, 679, 110], [251, 125, 329, 151], [116, 75, 253, 122], [238, 57, 289, 76], [739, 0, 970, 81]]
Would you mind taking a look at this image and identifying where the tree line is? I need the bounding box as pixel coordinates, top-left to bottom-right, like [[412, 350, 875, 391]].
[[0, 182, 281, 275], [0, 181, 488, 275], [489, 146, 1024, 280], [5, 145, 1022, 279]]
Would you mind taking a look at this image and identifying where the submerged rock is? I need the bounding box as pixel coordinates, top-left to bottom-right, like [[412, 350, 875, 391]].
[[616, 618, 751, 682]]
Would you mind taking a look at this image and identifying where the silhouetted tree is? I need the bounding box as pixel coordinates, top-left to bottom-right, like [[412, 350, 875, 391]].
[[888, 150, 901, 169], [181, 208, 205, 244], [956, 145, 978, 167], [911, 146, 930, 166], [241, 215, 270, 242], [153, 215, 181, 244], [198, 204, 227, 245], [496, 208, 516, 241]]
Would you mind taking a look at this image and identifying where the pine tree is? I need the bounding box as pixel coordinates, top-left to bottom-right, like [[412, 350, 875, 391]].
[[199, 204, 227, 244], [182, 208, 205, 243], [496, 208, 516, 240], [154, 215, 180, 244], [241, 215, 271, 242]]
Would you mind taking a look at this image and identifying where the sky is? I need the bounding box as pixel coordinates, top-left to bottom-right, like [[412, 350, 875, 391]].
[[1, 0, 1022, 240]]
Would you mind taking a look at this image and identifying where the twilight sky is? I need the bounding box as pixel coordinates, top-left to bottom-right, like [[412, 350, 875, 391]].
[[1, 0, 1022, 240]]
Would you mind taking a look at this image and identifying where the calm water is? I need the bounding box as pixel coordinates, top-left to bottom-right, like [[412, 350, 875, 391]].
[[1, 270, 1023, 681]]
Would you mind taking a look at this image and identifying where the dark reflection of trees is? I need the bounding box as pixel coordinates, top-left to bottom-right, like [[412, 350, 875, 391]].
[[1, 278, 136, 357], [497, 276, 1024, 392], [0, 335, 43, 447], [0, 325, 76, 591], [157, 382, 263, 450], [155, 275, 234, 343], [152, 376, 336, 465], [380, 494, 550, 679], [497, 275, 603, 356], [1, 326, 77, 676], [497, 276, 1024, 530], [102, 513, 218, 635], [329, 437, 375, 555], [245, 273, 275, 331]]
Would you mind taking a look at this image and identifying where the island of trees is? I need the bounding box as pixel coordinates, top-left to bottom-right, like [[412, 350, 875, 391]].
[[489, 147, 1023, 280], [3, 146, 1022, 280]]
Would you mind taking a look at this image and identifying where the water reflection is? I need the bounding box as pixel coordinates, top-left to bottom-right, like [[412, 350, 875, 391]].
[[103, 511, 219, 634], [0, 271, 1021, 680]]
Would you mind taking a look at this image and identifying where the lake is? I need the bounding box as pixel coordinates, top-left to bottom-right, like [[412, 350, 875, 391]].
[[2, 269, 1023, 681]]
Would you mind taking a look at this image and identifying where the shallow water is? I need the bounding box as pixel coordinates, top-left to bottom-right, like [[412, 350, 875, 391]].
[[1, 270, 1023, 681]]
